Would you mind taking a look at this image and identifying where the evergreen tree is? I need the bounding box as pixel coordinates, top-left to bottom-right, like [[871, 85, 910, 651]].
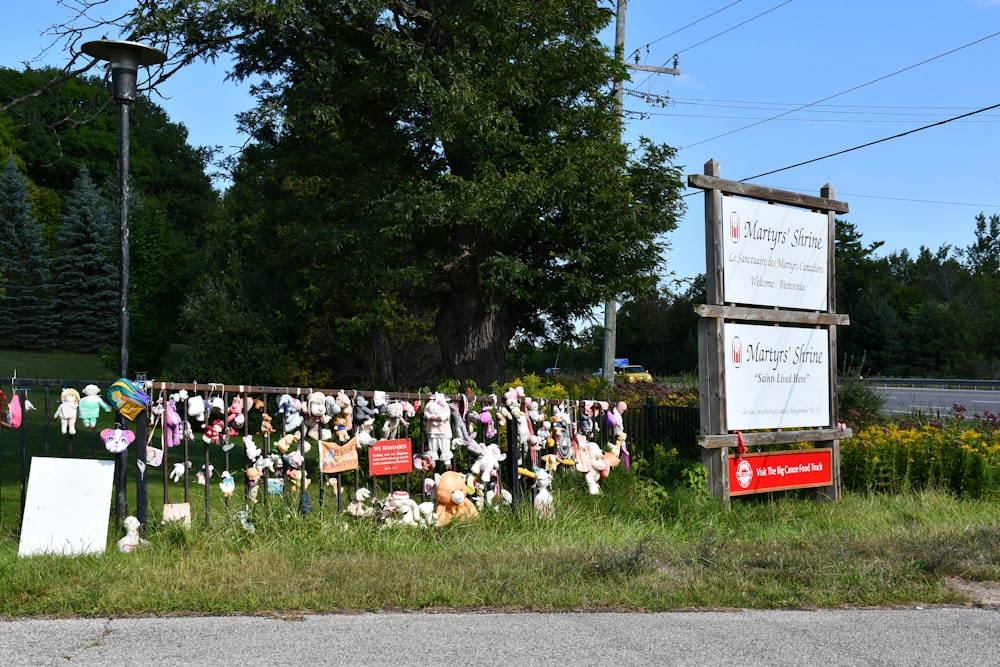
[[54, 166, 117, 351], [0, 155, 58, 349]]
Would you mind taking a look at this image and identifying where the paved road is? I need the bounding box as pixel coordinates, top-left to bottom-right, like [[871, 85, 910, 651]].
[[873, 385, 1000, 416], [1, 608, 998, 665]]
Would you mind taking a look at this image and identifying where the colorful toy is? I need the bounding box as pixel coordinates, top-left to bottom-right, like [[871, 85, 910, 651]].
[[226, 396, 246, 437], [101, 427, 136, 454], [78, 384, 111, 428], [164, 396, 182, 447], [219, 470, 236, 497], [467, 440, 506, 484], [54, 387, 81, 436]]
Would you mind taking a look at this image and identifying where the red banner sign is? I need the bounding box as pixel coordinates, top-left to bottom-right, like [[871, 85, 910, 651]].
[[729, 448, 832, 496], [368, 438, 413, 476]]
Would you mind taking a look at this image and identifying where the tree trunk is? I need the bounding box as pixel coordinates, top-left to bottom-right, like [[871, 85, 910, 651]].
[[435, 288, 516, 387]]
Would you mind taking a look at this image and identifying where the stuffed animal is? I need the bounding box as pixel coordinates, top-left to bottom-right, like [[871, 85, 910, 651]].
[[533, 468, 555, 519], [276, 394, 303, 433], [186, 394, 207, 424], [258, 413, 276, 436], [202, 419, 225, 446], [101, 427, 136, 454], [164, 397, 182, 447], [423, 394, 453, 467], [196, 464, 215, 485], [478, 408, 496, 440], [354, 394, 378, 428], [467, 441, 506, 484], [381, 491, 435, 528], [218, 470, 236, 498], [246, 466, 261, 503], [577, 440, 608, 495], [434, 470, 479, 527], [78, 384, 111, 428], [303, 391, 328, 440], [169, 460, 191, 483], [449, 395, 476, 448], [275, 431, 301, 453], [226, 396, 246, 437], [381, 400, 414, 440], [54, 388, 81, 436], [118, 516, 147, 553], [347, 487, 375, 517]]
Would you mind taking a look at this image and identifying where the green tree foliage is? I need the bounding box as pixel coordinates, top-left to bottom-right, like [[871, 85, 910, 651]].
[[0, 66, 218, 373], [0, 155, 58, 349], [123, 1, 686, 386], [54, 166, 117, 351]]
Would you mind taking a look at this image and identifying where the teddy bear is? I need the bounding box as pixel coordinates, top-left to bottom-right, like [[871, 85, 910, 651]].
[[347, 487, 375, 517], [381, 400, 414, 440], [354, 394, 378, 429], [434, 470, 479, 527], [78, 384, 111, 429], [258, 412, 276, 436], [423, 393, 453, 467], [54, 387, 81, 435]]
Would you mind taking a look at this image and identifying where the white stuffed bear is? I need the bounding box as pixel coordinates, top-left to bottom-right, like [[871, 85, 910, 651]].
[[533, 468, 555, 519]]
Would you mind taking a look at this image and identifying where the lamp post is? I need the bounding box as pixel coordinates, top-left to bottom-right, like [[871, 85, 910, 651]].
[[81, 39, 166, 527]]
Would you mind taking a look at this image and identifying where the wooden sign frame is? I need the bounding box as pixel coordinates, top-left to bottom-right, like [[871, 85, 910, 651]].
[[689, 160, 852, 504]]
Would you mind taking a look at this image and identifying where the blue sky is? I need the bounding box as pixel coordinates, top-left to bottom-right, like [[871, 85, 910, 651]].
[[3, 1, 1000, 283]]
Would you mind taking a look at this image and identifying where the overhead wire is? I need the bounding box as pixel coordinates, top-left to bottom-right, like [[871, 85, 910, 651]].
[[680, 28, 1000, 150]]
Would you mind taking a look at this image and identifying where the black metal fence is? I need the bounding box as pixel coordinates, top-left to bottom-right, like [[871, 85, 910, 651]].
[[0, 378, 702, 535]]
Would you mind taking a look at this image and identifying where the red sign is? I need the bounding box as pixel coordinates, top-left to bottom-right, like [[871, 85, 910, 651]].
[[368, 438, 413, 476], [729, 448, 832, 496]]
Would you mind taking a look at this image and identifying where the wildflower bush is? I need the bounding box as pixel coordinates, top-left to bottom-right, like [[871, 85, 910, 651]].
[[841, 405, 1000, 498]]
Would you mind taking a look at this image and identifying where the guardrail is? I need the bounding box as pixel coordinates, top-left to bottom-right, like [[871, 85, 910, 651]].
[[863, 378, 1000, 390]]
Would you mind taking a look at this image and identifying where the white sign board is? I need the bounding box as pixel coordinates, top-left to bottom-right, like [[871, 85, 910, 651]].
[[723, 196, 829, 310], [724, 322, 830, 430], [18, 457, 115, 557]]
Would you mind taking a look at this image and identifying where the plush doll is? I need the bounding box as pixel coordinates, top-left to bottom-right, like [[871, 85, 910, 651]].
[[54, 388, 81, 436], [478, 407, 496, 440], [226, 396, 246, 437], [275, 431, 301, 453], [434, 470, 479, 527], [186, 394, 207, 424], [218, 470, 236, 498], [196, 464, 215, 485], [533, 468, 555, 519], [381, 491, 435, 528], [467, 441, 506, 484], [276, 393, 303, 433], [302, 391, 328, 440], [164, 397, 182, 447], [245, 466, 261, 504], [381, 400, 414, 440], [169, 460, 191, 483], [202, 419, 225, 446], [258, 413, 276, 436], [78, 384, 111, 429], [423, 394, 453, 467], [577, 440, 608, 495], [354, 394, 378, 429], [449, 395, 476, 449]]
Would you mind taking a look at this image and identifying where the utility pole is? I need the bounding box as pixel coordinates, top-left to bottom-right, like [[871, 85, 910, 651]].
[[602, 0, 679, 386]]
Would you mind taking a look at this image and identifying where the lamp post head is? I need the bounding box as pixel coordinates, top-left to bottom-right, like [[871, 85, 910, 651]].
[[82, 39, 166, 103]]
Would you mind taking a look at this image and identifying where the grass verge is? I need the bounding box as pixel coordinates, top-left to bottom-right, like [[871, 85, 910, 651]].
[[1, 473, 998, 617]]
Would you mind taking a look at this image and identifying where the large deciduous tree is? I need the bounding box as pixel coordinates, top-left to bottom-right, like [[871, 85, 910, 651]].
[[134, 0, 685, 385]]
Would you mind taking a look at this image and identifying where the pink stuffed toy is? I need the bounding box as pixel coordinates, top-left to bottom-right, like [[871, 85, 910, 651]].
[[164, 397, 182, 447]]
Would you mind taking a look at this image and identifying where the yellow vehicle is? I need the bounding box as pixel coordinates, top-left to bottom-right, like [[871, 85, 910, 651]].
[[616, 364, 653, 383]]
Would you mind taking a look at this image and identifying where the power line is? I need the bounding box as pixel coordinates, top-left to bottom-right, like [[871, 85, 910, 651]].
[[681, 28, 1000, 151], [740, 101, 1000, 181], [672, 0, 794, 57]]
